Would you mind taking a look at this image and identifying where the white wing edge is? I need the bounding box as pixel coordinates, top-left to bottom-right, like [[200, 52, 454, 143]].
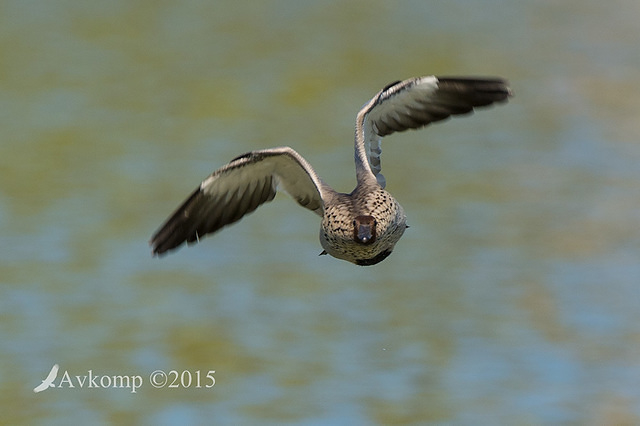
[[355, 76, 439, 188]]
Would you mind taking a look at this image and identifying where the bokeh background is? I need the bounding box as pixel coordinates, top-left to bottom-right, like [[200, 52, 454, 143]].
[[2, 0, 640, 424]]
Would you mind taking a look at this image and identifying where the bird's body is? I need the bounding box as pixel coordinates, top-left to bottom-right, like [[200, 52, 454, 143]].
[[319, 186, 406, 265], [150, 76, 511, 265]]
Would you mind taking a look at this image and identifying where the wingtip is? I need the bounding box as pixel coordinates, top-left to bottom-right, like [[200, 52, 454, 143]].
[[149, 236, 169, 258], [148, 238, 158, 257], [149, 244, 167, 258]]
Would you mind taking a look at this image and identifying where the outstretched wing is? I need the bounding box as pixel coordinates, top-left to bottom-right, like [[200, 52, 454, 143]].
[[150, 147, 330, 255], [45, 364, 59, 382], [355, 76, 512, 187]]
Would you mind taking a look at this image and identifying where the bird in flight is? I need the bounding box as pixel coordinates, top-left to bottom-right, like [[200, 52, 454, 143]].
[[150, 76, 511, 265], [33, 364, 59, 393]]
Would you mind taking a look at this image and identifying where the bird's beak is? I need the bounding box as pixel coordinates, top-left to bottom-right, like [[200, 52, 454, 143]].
[[357, 223, 373, 243], [353, 215, 377, 245]]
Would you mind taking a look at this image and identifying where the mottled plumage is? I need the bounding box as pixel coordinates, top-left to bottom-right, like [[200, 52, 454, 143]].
[[150, 76, 512, 265]]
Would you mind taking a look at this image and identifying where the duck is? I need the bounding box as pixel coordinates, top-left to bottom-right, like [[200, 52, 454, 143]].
[[150, 75, 511, 265]]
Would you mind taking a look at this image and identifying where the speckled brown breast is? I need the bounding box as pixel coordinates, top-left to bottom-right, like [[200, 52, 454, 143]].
[[319, 188, 407, 265]]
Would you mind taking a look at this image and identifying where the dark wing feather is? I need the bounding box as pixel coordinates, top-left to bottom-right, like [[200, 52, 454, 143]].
[[371, 77, 512, 136], [150, 147, 327, 256], [355, 76, 512, 187]]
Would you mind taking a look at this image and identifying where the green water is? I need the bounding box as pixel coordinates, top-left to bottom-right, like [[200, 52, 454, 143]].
[[2, 0, 640, 423]]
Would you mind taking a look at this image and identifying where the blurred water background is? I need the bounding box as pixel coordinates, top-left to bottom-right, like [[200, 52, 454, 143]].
[[2, 0, 640, 424]]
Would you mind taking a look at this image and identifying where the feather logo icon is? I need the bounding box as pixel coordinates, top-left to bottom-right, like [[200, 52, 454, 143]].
[[33, 364, 59, 393]]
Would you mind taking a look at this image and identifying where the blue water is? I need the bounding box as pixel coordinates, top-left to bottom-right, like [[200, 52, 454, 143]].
[[2, 0, 640, 424]]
